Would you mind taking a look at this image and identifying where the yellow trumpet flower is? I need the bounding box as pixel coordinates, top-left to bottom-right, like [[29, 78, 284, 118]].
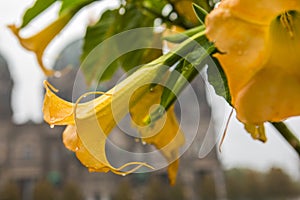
[[206, 0, 300, 140], [8, 11, 74, 76], [43, 64, 184, 184], [130, 85, 185, 185]]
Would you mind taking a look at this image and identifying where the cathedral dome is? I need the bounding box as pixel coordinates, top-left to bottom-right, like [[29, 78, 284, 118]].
[[0, 53, 13, 119]]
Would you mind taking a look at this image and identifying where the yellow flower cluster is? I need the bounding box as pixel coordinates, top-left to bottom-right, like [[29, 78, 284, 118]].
[[43, 65, 184, 185]]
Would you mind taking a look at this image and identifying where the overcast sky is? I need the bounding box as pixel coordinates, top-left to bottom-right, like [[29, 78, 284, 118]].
[[1, 0, 300, 180]]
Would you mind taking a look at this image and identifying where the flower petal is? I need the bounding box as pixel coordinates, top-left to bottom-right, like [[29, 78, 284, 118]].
[[8, 12, 73, 76], [62, 125, 79, 151], [218, 0, 300, 25], [62, 124, 111, 172], [167, 160, 179, 186], [74, 88, 156, 174], [244, 123, 266, 142], [206, 7, 268, 103], [130, 86, 185, 185], [43, 81, 75, 125], [235, 66, 300, 124], [43, 65, 168, 176]]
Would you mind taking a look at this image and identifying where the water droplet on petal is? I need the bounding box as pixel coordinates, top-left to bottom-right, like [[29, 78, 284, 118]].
[[50, 124, 55, 128], [54, 71, 62, 78], [75, 147, 79, 151], [122, 173, 126, 177], [142, 141, 147, 145]]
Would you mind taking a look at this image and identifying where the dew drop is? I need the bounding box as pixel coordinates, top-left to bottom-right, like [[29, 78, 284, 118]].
[[149, 87, 154, 92], [54, 71, 62, 78], [119, 7, 125, 15], [50, 117, 55, 122], [75, 147, 79, 151], [50, 124, 55, 129], [238, 40, 244, 45], [142, 141, 147, 145], [122, 173, 126, 177]]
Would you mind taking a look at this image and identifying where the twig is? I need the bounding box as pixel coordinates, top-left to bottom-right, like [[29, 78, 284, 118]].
[[271, 122, 300, 156]]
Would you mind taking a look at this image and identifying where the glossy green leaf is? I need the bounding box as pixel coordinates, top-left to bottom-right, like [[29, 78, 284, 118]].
[[207, 56, 231, 104], [81, 1, 166, 85], [81, 9, 118, 61], [115, 2, 164, 72], [60, 0, 97, 15], [149, 38, 213, 122], [193, 0, 212, 12], [81, 9, 120, 84], [21, 0, 57, 28], [161, 47, 207, 109], [192, 3, 208, 25], [142, 0, 169, 14]]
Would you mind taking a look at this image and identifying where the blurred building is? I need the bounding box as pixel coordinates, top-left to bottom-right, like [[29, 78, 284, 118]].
[[0, 41, 226, 200]]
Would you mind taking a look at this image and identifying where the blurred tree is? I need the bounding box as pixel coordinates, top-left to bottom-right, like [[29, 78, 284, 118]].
[[111, 180, 133, 200], [167, 182, 185, 200], [264, 168, 300, 199], [225, 168, 300, 200], [243, 170, 264, 199], [33, 180, 56, 200], [0, 181, 21, 200], [198, 173, 216, 200], [144, 176, 184, 200], [225, 168, 249, 200], [62, 182, 83, 200]]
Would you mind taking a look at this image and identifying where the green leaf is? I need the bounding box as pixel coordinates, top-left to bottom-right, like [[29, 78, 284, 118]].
[[81, 9, 118, 61], [21, 0, 96, 28], [192, 3, 208, 25], [159, 59, 185, 110], [81, 9, 120, 84], [117, 30, 162, 72], [60, 0, 97, 15], [207, 56, 231, 104], [115, 4, 163, 72], [193, 0, 212, 12], [161, 47, 208, 108], [142, 0, 169, 13], [21, 0, 57, 28], [81, 2, 166, 85], [148, 40, 212, 122]]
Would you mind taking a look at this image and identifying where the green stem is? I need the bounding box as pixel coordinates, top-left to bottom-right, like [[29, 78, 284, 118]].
[[271, 122, 300, 156]]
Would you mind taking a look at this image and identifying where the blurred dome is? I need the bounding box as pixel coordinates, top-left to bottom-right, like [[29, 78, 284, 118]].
[[0, 53, 13, 119]]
